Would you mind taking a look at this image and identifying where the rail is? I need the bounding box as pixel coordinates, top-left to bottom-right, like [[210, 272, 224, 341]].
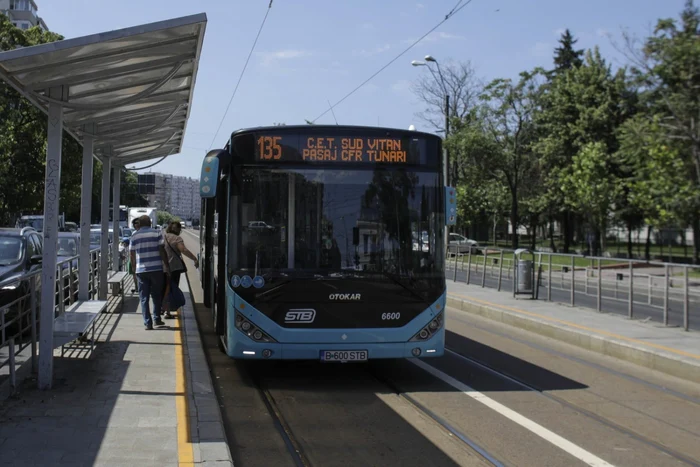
[[0, 245, 113, 392], [446, 246, 700, 331]]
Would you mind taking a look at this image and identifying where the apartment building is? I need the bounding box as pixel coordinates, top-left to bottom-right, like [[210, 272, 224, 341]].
[[140, 172, 200, 222], [0, 0, 48, 31]]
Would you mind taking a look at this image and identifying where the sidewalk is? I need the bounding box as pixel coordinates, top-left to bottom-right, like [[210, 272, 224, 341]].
[[0, 276, 232, 467], [447, 281, 700, 384]]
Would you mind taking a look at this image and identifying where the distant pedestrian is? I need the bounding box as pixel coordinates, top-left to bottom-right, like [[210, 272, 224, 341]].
[[162, 221, 199, 319], [129, 215, 170, 329]]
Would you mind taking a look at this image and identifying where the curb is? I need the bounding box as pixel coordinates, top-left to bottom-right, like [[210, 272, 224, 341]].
[[446, 294, 700, 385], [180, 277, 234, 466]]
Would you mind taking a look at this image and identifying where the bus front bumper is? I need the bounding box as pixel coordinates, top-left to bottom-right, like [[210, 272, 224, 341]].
[[226, 330, 445, 360]]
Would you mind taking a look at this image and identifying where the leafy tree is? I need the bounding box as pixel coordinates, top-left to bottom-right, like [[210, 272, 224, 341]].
[[562, 142, 621, 255], [622, 0, 700, 262], [535, 48, 633, 253], [449, 70, 544, 248], [157, 211, 181, 227]]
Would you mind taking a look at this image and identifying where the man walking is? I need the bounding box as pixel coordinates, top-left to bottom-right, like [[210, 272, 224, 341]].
[[129, 217, 140, 294], [129, 215, 170, 329]]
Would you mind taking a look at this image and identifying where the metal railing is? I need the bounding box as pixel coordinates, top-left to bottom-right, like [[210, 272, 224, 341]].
[[446, 246, 700, 331], [0, 246, 110, 390]]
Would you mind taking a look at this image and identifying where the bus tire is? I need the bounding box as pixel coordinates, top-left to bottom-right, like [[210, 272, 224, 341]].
[[214, 281, 226, 337]]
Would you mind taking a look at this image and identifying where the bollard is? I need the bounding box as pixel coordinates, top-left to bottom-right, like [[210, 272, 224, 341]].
[[30, 275, 37, 373], [570, 256, 575, 306], [482, 249, 487, 287], [68, 261, 75, 305], [466, 247, 472, 284], [684, 267, 689, 332], [628, 261, 634, 320], [453, 249, 458, 282], [9, 337, 16, 393], [597, 259, 602, 312], [663, 264, 669, 326], [512, 252, 517, 297], [497, 250, 504, 291], [547, 254, 552, 302]]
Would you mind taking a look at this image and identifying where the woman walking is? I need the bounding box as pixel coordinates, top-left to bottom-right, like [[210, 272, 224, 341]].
[[162, 221, 199, 318]]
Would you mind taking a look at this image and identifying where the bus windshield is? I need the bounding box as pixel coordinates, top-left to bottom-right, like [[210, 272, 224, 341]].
[[230, 167, 444, 284]]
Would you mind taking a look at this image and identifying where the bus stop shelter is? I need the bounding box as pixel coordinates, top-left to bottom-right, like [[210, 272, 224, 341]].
[[0, 13, 207, 389]]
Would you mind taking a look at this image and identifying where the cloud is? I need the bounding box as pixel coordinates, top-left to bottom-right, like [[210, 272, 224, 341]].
[[391, 79, 412, 94], [403, 31, 465, 45], [257, 49, 312, 66], [353, 44, 391, 57], [416, 3, 424, 8], [530, 42, 552, 58]]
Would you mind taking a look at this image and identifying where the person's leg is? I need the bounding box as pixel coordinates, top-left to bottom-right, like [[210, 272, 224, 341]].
[[137, 274, 153, 328], [149, 271, 165, 324], [166, 271, 182, 317]]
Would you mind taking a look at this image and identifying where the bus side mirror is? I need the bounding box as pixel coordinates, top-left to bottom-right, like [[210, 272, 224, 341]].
[[200, 150, 224, 198], [445, 186, 457, 226]]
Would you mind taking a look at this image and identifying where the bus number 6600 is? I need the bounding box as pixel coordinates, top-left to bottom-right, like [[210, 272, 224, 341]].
[[381, 312, 400, 320]]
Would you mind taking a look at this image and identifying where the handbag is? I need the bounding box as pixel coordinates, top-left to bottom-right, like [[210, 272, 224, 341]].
[[165, 234, 187, 273]]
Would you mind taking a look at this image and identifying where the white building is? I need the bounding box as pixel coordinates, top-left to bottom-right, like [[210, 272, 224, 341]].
[[0, 0, 48, 31], [143, 172, 200, 222]]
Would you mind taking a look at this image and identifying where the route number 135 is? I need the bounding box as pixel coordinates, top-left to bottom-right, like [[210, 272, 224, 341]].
[[258, 136, 282, 160]]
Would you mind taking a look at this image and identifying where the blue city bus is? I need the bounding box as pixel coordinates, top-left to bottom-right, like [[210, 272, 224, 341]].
[[199, 125, 457, 361]]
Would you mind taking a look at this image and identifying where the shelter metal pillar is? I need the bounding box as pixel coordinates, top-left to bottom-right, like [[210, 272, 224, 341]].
[[99, 155, 111, 299], [38, 86, 68, 390], [79, 125, 95, 301], [112, 166, 121, 271]]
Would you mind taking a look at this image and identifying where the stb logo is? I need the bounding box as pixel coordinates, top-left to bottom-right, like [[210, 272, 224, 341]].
[[284, 309, 316, 323]]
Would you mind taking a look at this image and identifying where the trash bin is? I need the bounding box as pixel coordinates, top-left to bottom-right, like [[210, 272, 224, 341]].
[[517, 259, 533, 293]]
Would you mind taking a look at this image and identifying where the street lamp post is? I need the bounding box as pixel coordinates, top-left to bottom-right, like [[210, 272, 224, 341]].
[[412, 55, 451, 254], [412, 55, 450, 186]]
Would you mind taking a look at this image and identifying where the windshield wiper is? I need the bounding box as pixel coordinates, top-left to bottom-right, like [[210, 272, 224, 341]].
[[380, 272, 427, 303]]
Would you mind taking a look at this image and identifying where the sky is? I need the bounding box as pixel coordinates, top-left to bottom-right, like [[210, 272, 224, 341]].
[[38, 0, 689, 178]]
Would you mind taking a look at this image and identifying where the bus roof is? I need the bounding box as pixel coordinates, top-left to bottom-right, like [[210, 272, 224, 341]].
[[229, 124, 441, 141]]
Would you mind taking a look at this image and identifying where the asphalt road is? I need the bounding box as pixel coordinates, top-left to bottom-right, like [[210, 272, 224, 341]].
[[446, 264, 698, 330], [181, 229, 700, 467]]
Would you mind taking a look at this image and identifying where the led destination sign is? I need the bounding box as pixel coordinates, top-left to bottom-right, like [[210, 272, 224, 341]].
[[251, 132, 437, 166]]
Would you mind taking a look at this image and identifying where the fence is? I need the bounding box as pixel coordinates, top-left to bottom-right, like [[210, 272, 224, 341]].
[[0, 246, 112, 390], [446, 246, 700, 331]]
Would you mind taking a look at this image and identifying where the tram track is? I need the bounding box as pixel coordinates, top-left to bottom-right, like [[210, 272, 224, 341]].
[[366, 363, 505, 467], [443, 347, 700, 467], [251, 370, 312, 467]]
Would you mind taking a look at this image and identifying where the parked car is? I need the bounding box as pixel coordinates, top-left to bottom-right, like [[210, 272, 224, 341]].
[[0, 227, 43, 336], [449, 233, 479, 254]]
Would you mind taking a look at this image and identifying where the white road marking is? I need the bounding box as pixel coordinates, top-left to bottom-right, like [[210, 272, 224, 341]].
[[410, 359, 616, 467]]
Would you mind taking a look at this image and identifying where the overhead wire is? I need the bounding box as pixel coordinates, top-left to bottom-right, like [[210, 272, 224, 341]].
[[310, 0, 475, 124], [208, 0, 274, 150]]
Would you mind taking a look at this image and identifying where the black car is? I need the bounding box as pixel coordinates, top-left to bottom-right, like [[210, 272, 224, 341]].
[[0, 227, 43, 337]]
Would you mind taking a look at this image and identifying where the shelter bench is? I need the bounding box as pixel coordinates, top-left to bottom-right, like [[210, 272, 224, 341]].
[[53, 300, 107, 357]]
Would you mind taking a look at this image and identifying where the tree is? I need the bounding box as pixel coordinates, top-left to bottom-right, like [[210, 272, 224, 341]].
[[535, 48, 634, 253], [449, 70, 544, 248], [0, 15, 78, 225], [562, 142, 621, 255], [553, 29, 584, 74], [621, 0, 700, 262], [157, 211, 181, 226], [411, 60, 482, 134]]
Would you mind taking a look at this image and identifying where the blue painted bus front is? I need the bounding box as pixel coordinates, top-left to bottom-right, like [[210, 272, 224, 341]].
[[225, 283, 446, 360]]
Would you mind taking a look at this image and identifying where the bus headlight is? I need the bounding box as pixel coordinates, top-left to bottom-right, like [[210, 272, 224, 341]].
[[234, 312, 277, 343], [409, 312, 443, 342]]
